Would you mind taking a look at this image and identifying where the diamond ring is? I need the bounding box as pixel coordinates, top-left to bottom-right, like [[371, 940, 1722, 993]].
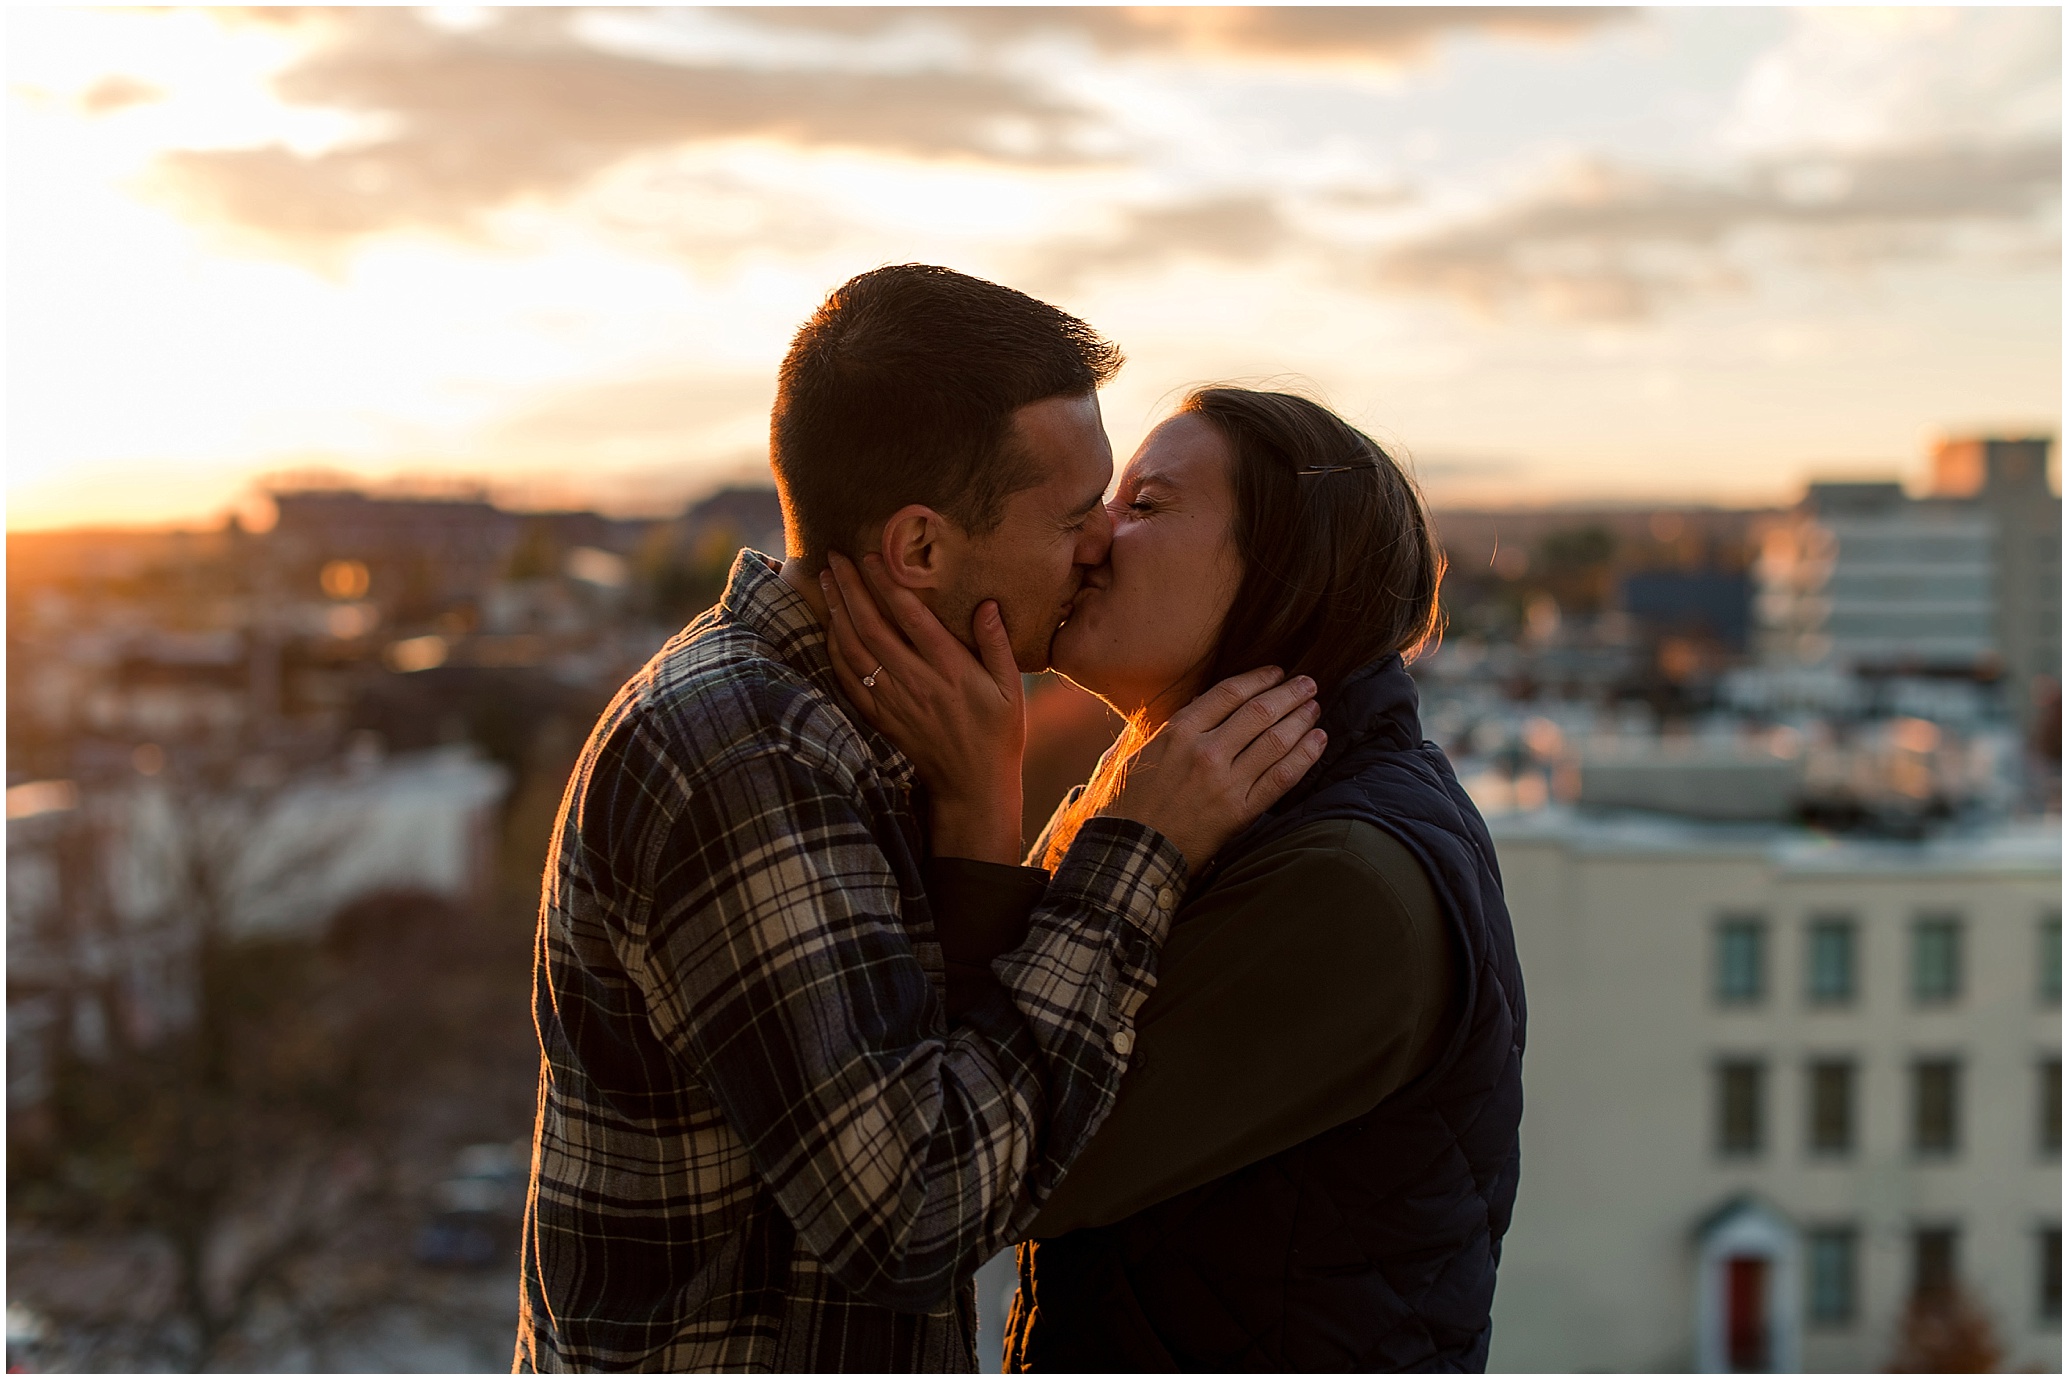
[[862, 664, 885, 688]]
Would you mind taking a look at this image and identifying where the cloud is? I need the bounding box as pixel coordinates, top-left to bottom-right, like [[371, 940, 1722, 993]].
[[79, 75, 163, 115], [152, 8, 1093, 249], [480, 367, 775, 471], [1373, 139, 2062, 321], [1022, 194, 1300, 291], [151, 7, 1626, 253], [735, 7, 1626, 64], [1368, 10, 2061, 322], [1016, 181, 1437, 296], [1724, 7, 2060, 157]]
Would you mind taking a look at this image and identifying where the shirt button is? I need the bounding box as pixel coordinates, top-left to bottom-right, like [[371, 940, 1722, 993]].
[[1112, 1027, 1135, 1056], [1155, 886, 1177, 910]]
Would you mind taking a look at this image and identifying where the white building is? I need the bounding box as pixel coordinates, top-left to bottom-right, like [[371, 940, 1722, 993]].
[[6, 746, 511, 1115], [1487, 809, 2060, 1372], [1754, 437, 2061, 739], [1757, 482, 1996, 672], [112, 743, 511, 939]]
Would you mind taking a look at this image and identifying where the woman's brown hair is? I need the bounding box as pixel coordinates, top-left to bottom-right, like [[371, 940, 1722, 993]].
[[1040, 386, 1445, 868]]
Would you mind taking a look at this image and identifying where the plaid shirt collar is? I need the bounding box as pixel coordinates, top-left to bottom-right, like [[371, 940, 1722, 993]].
[[724, 549, 918, 791]]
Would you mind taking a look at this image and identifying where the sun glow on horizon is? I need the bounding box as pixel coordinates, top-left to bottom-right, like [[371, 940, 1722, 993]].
[[8, 6, 2058, 534]]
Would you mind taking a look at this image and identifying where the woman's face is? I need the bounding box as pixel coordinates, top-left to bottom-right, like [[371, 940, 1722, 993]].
[[1051, 412, 1243, 717]]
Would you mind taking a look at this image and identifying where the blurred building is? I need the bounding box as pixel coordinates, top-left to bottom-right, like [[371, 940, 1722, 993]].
[[5, 746, 510, 1123], [1433, 507, 1768, 583], [1935, 437, 2064, 742], [270, 488, 525, 614], [1574, 739, 1804, 823], [4, 483, 792, 1369], [1754, 437, 2061, 738], [5, 482, 794, 1128], [1620, 570, 1754, 654], [1487, 809, 2060, 1372], [1427, 505, 1772, 713], [680, 486, 786, 558], [115, 744, 512, 937], [6, 787, 92, 1118]]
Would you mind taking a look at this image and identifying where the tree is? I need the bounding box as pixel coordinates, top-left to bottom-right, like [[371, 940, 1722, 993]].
[[505, 519, 563, 583], [10, 747, 450, 1370], [1887, 1283, 2005, 1373], [636, 517, 742, 625], [1533, 525, 1619, 617]]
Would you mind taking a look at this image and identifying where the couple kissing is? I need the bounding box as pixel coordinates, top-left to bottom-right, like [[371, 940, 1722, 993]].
[[517, 265, 1525, 1374]]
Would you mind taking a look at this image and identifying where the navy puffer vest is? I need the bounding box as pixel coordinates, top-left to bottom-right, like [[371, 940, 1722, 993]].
[[1005, 655, 1526, 1373]]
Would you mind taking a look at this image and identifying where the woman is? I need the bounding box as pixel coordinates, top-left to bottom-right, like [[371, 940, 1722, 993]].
[[823, 387, 1524, 1372]]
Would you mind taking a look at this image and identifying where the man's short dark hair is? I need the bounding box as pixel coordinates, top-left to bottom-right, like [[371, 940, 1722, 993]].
[[770, 264, 1123, 570]]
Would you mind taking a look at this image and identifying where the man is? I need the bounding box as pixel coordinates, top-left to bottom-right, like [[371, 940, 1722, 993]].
[[516, 266, 1192, 1372]]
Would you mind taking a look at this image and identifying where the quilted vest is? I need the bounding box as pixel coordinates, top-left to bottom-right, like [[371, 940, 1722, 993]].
[[1005, 655, 1526, 1373]]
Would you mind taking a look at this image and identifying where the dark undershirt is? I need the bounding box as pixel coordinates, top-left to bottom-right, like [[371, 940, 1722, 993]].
[[926, 817, 1458, 1239], [923, 855, 1051, 1018]]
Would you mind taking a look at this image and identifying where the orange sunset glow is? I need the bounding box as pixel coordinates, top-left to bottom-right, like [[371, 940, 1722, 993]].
[[6, 11, 2061, 1373], [7, 6, 2060, 531]]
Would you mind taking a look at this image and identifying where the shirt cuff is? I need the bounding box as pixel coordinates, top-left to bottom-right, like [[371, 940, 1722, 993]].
[[1045, 815, 1187, 950]]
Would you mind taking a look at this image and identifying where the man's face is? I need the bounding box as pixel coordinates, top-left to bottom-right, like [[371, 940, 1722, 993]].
[[943, 393, 1115, 672]]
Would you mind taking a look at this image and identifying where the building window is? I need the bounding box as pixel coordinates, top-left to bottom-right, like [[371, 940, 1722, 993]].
[[2043, 912, 2061, 1007], [1913, 1059, 1961, 1156], [2041, 1226, 2061, 1323], [1808, 1060, 1855, 1156], [1913, 1225, 1959, 1300], [2042, 1058, 2061, 1158], [1718, 1059, 1765, 1155], [1912, 916, 1962, 1004], [1717, 917, 1767, 1005], [1806, 1226, 1858, 1326], [1806, 917, 1857, 1005]]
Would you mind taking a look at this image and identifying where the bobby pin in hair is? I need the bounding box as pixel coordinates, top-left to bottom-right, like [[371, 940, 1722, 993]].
[[1297, 462, 1370, 477]]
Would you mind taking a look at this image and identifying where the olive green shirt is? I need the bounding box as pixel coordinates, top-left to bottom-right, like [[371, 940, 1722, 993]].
[[1027, 817, 1459, 1238]]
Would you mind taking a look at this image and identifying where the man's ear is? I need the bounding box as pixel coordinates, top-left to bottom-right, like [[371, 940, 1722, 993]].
[[876, 504, 965, 591]]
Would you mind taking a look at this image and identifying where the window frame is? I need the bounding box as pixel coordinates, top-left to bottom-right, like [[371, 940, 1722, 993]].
[[1911, 1056, 1962, 1157], [1911, 915, 1963, 1006], [1913, 1224, 1959, 1299], [1716, 914, 1769, 1007], [1806, 1057, 1856, 1158], [1716, 1057, 1766, 1157], [1805, 1224, 1859, 1328], [2042, 911, 2061, 1008], [2040, 1056, 2061, 1160], [1805, 915, 1858, 1006], [2039, 1224, 2062, 1325]]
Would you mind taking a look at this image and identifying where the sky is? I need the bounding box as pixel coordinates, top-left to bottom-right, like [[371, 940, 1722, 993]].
[[6, 5, 2060, 531]]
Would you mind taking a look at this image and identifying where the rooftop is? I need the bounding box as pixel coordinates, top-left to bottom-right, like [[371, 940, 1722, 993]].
[[1488, 805, 2060, 876]]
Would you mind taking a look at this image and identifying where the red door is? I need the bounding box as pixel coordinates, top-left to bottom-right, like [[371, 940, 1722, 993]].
[[1726, 1256, 1770, 1371]]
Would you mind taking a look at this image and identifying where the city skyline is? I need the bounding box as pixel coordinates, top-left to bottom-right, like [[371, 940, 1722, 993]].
[[8, 6, 2061, 532]]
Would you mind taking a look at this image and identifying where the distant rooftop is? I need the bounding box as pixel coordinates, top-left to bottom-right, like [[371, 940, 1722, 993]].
[[1804, 481, 1906, 515], [1488, 805, 2059, 876]]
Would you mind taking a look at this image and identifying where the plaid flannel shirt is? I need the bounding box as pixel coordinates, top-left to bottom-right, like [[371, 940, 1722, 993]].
[[516, 551, 1184, 1373]]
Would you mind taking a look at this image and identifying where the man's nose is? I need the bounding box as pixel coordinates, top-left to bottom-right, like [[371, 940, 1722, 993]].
[[1075, 502, 1115, 567]]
